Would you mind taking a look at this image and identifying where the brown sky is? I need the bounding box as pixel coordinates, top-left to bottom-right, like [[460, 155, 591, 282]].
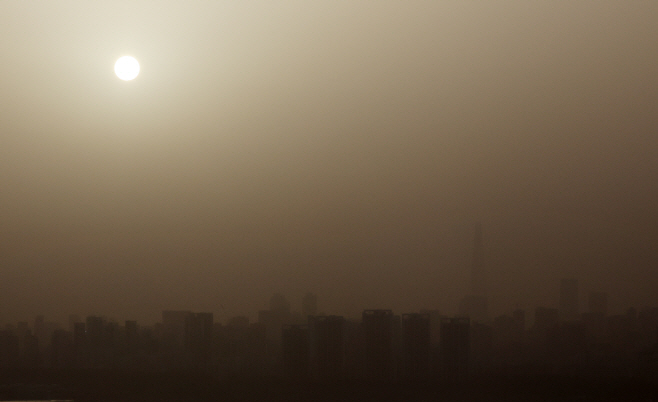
[[1, 1, 657, 325]]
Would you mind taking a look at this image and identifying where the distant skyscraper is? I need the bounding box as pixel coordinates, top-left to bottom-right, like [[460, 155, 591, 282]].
[[459, 296, 489, 323], [51, 329, 74, 368], [302, 292, 318, 318], [559, 278, 579, 321], [125, 320, 138, 352], [73, 322, 86, 349], [68, 315, 80, 332], [85, 316, 105, 348], [260, 294, 293, 344]]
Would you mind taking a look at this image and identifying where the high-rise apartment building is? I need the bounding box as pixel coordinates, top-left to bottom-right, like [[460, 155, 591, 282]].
[[362, 309, 394, 380], [309, 315, 344, 380], [401, 313, 431, 378], [440, 317, 470, 379], [282, 324, 310, 378]]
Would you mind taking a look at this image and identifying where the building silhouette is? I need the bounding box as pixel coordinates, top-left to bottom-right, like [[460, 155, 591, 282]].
[[440, 317, 470, 380], [68, 315, 80, 333], [459, 296, 489, 324], [73, 322, 86, 348], [0, 330, 20, 368], [362, 309, 394, 380], [125, 320, 138, 353], [259, 294, 293, 345], [162, 310, 192, 349], [184, 313, 213, 357], [309, 315, 345, 380], [401, 313, 431, 378], [34, 315, 47, 350], [51, 329, 74, 368], [282, 324, 310, 379]]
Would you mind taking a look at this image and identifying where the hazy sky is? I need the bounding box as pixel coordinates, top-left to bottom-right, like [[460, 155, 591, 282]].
[[1, 1, 657, 324]]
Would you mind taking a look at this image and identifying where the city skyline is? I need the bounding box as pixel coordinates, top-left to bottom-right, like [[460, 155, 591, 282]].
[[1, 1, 657, 328], [1, 217, 655, 325], [0, 275, 627, 328], [2, 287, 657, 378]]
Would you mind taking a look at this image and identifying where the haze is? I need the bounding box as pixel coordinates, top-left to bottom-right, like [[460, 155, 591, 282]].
[[0, 1, 656, 325]]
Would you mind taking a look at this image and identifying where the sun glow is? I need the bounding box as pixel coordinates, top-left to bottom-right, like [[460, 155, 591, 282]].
[[114, 56, 140, 81]]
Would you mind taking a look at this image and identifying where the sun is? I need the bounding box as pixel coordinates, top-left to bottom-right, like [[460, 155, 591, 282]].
[[114, 56, 140, 81]]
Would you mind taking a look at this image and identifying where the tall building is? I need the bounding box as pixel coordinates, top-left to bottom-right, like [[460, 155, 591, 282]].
[[419, 309, 442, 347], [309, 315, 345, 380], [559, 278, 579, 321], [34, 315, 46, 350], [401, 313, 431, 378], [282, 324, 310, 379], [259, 294, 293, 345], [459, 296, 489, 324], [68, 315, 80, 332], [162, 310, 192, 348], [0, 331, 20, 367], [440, 317, 470, 379], [85, 316, 105, 348], [51, 329, 74, 368], [73, 322, 86, 349], [123, 320, 138, 355], [362, 310, 394, 380], [184, 313, 213, 355]]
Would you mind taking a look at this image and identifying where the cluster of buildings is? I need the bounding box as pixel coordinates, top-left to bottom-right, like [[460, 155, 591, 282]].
[[0, 286, 657, 380], [1, 226, 657, 380], [0, 295, 466, 381]]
